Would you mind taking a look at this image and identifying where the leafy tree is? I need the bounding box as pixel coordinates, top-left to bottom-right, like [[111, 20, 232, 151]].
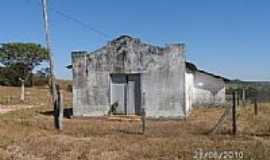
[[0, 43, 49, 86]]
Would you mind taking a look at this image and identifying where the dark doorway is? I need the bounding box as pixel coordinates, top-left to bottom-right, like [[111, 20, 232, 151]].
[[110, 73, 141, 115]]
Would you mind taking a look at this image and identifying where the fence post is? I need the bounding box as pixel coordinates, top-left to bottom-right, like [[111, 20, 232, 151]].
[[242, 88, 246, 107], [254, 96, 258, 116], [232, 91, 237, 135], [236, 91, 240, 106], [20, 78, 25, 102], [141, 108, 145, 134]]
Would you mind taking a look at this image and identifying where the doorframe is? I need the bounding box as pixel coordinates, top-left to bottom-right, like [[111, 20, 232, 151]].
[[109, 73, 142, 115], [109, 73, 127, 115]]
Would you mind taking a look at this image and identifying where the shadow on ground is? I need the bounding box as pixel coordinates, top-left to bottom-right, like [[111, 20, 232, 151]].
[[114, 129, 144, 135], [40, 108, 73, 119]]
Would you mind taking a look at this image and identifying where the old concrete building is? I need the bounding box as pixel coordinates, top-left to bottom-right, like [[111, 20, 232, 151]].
[[71, 35, 188, 119], [186, 62, 229, 107], [70, 35, 228, 118]]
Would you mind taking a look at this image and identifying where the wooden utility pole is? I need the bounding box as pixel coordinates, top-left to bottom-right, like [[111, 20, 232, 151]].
[[59, 91, 64, 130], [41, 0, 59, 129], [55, 85, 64, 130], [232, 91, 237, 135]]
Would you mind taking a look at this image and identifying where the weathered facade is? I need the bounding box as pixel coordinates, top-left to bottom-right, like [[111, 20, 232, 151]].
[[72, 35, 187, 118], [186, 62, 228, 107]]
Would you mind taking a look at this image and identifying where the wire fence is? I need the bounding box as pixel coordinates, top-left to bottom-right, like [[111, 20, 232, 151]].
[[226, 87, 270, 105]]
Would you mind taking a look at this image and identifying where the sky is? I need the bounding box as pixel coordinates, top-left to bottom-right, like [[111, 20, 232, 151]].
[[0, 0, 269, 81]]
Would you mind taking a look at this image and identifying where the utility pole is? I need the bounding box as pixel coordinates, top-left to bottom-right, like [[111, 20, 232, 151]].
[[41, 0, 59, 129]]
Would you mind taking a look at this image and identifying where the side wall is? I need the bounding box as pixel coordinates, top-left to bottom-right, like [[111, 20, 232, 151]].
[[193, 71, 226, 107]]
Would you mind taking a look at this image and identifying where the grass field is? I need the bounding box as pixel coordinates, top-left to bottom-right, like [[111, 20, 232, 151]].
[[0, 86, 270, 160]]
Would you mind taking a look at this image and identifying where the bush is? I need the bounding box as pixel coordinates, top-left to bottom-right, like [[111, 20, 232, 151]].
[[32, 74, 49, 87], [66, 84, 72, 92]]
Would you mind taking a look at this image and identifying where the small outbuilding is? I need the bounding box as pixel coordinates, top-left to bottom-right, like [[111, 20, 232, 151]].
[[71, 35, 189, 119], [186, 62, 230, 107], [69, 35, 229, 119]]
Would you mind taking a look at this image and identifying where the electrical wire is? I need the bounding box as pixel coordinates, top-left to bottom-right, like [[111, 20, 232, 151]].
[[26, 0, 112, 40]]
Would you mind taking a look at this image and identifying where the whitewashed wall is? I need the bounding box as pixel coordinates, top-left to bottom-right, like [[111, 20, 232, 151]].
[[193, 87, 225, 106], [192, 71, 226, 107], [185, 72, 194, 115]]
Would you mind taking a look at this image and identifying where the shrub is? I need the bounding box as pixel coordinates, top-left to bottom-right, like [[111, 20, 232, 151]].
[[66, 84, 72, 92]]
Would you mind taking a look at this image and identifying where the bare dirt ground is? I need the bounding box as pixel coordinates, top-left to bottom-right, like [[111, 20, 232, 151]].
[[0, 85, 270, 160], [0, 104, 33, 114]]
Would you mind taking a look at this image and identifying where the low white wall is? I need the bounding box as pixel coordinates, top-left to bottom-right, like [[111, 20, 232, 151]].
[[193, 87, 225, 107], [185, 72, 194, 115], [191, 71, 226, 107]]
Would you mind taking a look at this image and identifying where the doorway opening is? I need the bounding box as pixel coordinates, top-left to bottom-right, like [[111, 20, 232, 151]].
[[110, 73, 141, 115]]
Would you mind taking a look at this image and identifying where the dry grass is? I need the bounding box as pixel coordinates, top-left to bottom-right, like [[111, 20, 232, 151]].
[[0, 86, 270, 160]]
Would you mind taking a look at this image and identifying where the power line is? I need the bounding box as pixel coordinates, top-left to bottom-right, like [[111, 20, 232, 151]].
[[26, 0, 112, 40], [53, 9, 111, 39]]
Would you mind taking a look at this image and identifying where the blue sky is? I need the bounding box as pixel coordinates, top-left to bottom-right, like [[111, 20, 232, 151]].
[[0, 0, 269, 81]]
